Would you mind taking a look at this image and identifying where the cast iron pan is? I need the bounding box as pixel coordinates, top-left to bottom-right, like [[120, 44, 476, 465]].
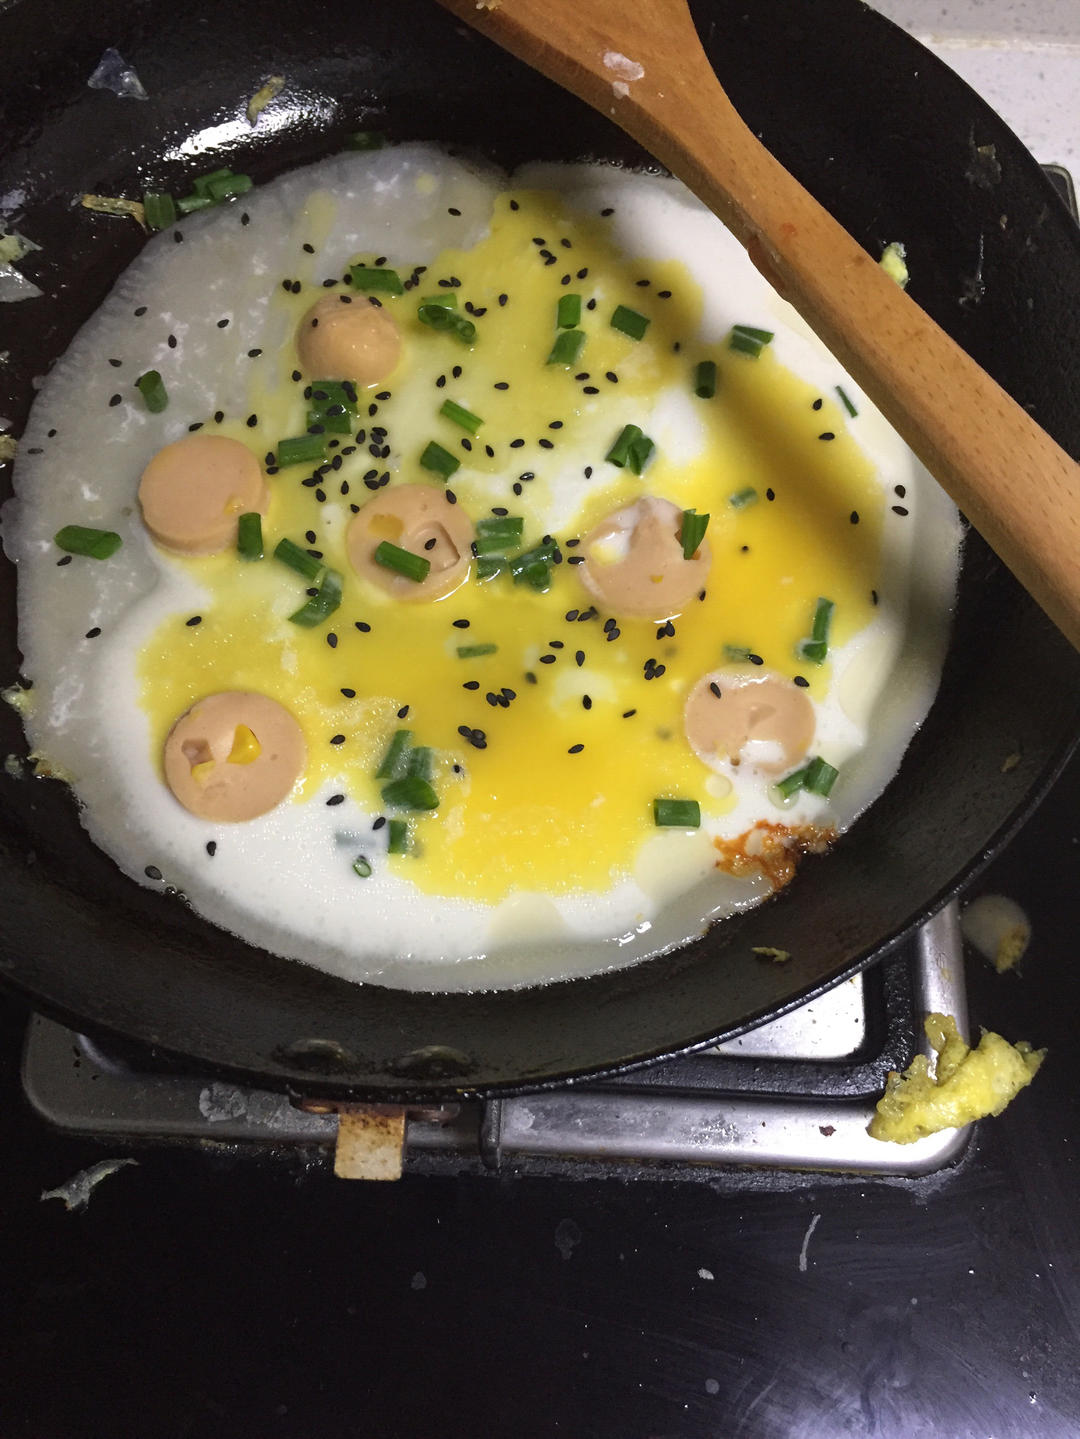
[[0, 0, 1077, 1101]]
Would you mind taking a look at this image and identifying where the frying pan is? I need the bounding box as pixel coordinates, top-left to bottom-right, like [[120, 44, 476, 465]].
[[1, 0, 1077, 1103]]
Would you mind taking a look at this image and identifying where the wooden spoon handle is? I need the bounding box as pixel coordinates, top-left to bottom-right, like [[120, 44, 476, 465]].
[[439, 0, 1080, 649]]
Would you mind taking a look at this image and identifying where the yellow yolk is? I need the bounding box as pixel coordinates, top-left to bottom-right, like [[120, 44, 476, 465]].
[[138, 188, 882, 902]]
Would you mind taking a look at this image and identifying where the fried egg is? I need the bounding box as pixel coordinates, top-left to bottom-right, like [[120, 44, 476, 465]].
[[2, 145, 961, 990]]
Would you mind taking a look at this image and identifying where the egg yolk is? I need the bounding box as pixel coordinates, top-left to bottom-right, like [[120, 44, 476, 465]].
[[138, 186, 882, 902]]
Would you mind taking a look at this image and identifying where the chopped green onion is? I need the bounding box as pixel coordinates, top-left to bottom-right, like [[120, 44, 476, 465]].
[[509, 538, 558, 591], [387, 818, 410, 854], [605, 424, 654, 474], [417, 303, 476, 344], [406, 746, 434, 781], [54, 525, 122, 560], [142, 191, 176, 232], [546, 329, 585, 366], [206, 173, 253, 202], [274, 537, 324, 582], [456, 642, 498, 658], [653, 798, 701, 828], [440, 399, 483, 434], [349, 264, 404, 295], [288, 567, 342, 628], [419, 439, 460, 479], [694, 360, 717, 399], [345, 130, 386, 150], [310, 380, 358, 413], [276, 433, 328, 468], [420, 292, 457, 309], [680, 509, 709, 560], [374, 540, 431, 584], [797, 597, 835, 664], [381, 775, 440, 811], [475, 516, 524, 554], [728, 487, 758, 509], [729, 324, 774, 358], [192, 167, 234, 198], [610, 304, 650, 340], [175, 193, 214, 216], [352, 855, 373, 878], [306, 405, 351, 435], [836, 385, 858, 418], [557, 293, 581, 328], [237, 512, 263, 560], [375, 729, 413, 780], [135, 369, 168, 414], [775, 765, 810, 799], [798, 639, 827, 664], [475, 555, 508, 582], [723, 645, 754, 663], [804, 756, 839, 796]]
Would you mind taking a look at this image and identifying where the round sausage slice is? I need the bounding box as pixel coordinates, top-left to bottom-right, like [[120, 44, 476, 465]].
[[296, 294, 402, 387], [163, 691, 306, 822], [578, 496, 711, 620], [684, 669, 816, 775], [138, 435, 268, 556], [346, 484, 474, 602]]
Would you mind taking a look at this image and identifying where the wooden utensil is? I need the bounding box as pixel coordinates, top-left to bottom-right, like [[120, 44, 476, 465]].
[[437, 0, 1080, 649]]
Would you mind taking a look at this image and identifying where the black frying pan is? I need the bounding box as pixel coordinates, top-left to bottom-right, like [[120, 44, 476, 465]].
[[1, 0, 1077, 1102]]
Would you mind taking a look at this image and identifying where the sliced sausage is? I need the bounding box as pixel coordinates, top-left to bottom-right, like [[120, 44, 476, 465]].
[[346, 484, 474, 602], [684, 669, 816, 775], [163, 691, 306, 822], [138, 434, 268, 556], [296, 294, 402, 387], [578, 495, 711, 620]]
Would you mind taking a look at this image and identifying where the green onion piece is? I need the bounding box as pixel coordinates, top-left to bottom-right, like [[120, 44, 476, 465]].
[[456, 642, 498, 658], [440, 399, 483, 434], [516, 560, 551, 592], [728, 487, 758, 509], [475, 516, 524, 555], [605, 423, 642, 468], [374, 540, 431, 584], [475, 555, 508, 581], [352, 855, 373, 878], [694, 360, 717, 399], [836, 385, 858, 418], [419, 439, 460, 479], [420, 292, 457, 309], [387, 818, 410, 854], [680, 509, 709, 560], [54, 525, 122, 560], [175, 193, 214, 216], [811, 597, 834, 643], [775, 766, 810, 799], [135, 369, 168, 414], [557, 293, 581, 328], [237, 512, 263, 560], [310, 380, 358, 414], [729, 324, 775, 358], [381, 775, 440, 811], [723, 645, 754, 663], [274, 537, 324, 582], [627, 433, 654, 474], [345, 130, 386, 150], [288, 567, 342, 628], [306, 405, 351, 435], [417, 304, 476, 344], [803, 756, 839, 796], [611, 304, 650, 340], [142, 191, 176, 232], [546, 329, 585, 367], [375, 729, 413, 781], [276, 433, 329, 468], [349, 264, 404, 295], [653, 798, 701, 828], [192, 167, 234, 198], [798, 639, 828, 665], [406, 746, 434, 781], [206, 173, 253, 202]]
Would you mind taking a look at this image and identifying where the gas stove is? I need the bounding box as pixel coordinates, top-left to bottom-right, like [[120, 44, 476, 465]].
[[21, 903, 968, 1181]]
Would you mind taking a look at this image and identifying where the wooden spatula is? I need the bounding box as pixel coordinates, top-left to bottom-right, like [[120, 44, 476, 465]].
[[436, 0, 1080, 650]]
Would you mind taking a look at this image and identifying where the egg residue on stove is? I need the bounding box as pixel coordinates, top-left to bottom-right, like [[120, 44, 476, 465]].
[[3, 146, 961, 991]]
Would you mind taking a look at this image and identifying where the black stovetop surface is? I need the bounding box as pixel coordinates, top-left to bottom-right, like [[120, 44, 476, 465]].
[[0, 748, 1077, 1438]]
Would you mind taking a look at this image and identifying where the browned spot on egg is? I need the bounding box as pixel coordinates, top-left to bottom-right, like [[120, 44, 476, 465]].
[[713, 821, 836, 890]]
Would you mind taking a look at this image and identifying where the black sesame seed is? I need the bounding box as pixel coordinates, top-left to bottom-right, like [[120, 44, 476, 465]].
[[850, 511, 860, 525], [793, 675, 810, 688], [173, 231, 183, 244], [494, 381, 509, 390], [248, 348, 263, 358], [108, 357, 122, 368], [453, 618, 470, 629], [108, 393, 122, 407], [576, 268, 588, 280], [436, 374, 447, 389], [575, 650, 585, 667], [604, 622, 619, 635], [766, 488, 775, 501], [538, 438, 554, 450], [134, 306, 147, 316], [246, 413, 258, 428], [372, 816, 387, 831], [145, 865, 162, 880], [330, 733, 345, 745], [519, 471, 535, 482], [445, 489, 457, 504], [749, 654, 764, 666], [240, 213, 250, 226], [539, 654, 556, 665], [498, 293, 508, 306], [818, 432, 836, 442], [341, 687, 356, 698], [424, 537, 437, 551], [485, 692, 499, 708], [326, 794, 345, 806], [895, 484, 907, 498], [315, 489, 326, 502], [549, 640, 564, 650], [510, 438, 525, 448], [548, 420, 564, 430], [812, 398, 823, 411], [622, 709, 636, 719], [525, 672, 537, 685], [85, 627, 101, 639], [463, 680, 480, 690], [188, 422, 203, 432], [583, 385, 599, 395], [206, 841, 217, 856], [601, 207, 614, 216], [217, 318, 230, 329], [892, 504, 910, 516], [448, 206, 461, 216], [509, 199, 520, 210], [355, 621, 372, 633], [568, 744, 584, 754], [326, 632, 338, 649], [57, 555, 73, 567], [586, 298, 597, 311], [605, 371, 619, 384], [512, 483, 523, 496], [215, 410, 224, 423], [582, 695, 592, 710], [452, 365, 462, 379], [709, 681, 722, 698], [566, 609, 580, 622], [657, 289, 672, 299]]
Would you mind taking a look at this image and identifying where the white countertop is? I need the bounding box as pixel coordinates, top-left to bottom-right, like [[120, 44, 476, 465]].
[[870, 0, 1079, 180]]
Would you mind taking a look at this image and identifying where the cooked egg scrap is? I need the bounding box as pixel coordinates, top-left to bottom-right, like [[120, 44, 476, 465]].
[[1, 146, 961, 990]]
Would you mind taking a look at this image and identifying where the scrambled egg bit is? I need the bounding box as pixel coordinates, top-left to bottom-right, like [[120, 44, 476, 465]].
[[869, 1013, 1045, 1144], [137, 188, 881, 903]]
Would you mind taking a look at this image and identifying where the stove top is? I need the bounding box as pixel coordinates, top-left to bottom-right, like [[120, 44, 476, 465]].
[[21, 903, 968, 1181]]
